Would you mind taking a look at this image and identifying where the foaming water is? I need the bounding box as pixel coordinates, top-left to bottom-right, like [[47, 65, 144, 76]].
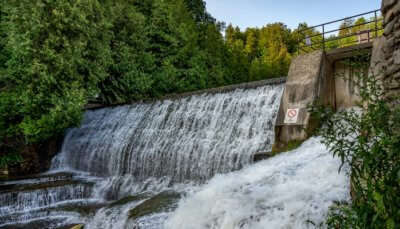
[[0, 82, 352, 229], [53, 84, 284, 183], [165, 137, 350, 229], [1, 83, 289, 228]]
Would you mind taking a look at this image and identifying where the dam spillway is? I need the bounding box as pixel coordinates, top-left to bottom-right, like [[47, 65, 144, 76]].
[[52, 83, 284, 182], [0, 80, 350, 229], [1, 81, 283, 228]]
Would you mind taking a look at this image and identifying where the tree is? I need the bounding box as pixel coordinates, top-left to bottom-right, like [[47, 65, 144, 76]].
[[183, 0, 215, 24], [292, 22, 323, 53], [1, 0, 111, 144], [0, 0, 300, 169], [244, 28, 259, 59], [258, 23, 292, 77], [98, 0, 155, 104]]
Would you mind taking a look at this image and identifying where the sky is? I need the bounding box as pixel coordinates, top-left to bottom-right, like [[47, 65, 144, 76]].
[[204, 0, 382, 31]]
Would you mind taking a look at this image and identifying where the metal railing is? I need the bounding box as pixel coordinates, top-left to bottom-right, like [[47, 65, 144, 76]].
[[297, 9, 383, 54]]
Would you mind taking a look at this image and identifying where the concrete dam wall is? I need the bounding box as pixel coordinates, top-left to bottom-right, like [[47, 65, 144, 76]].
[[273, 0, 400, 146]]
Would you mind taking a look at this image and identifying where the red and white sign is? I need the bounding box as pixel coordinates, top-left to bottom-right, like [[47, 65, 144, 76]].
[[284, 108, 299, 124]]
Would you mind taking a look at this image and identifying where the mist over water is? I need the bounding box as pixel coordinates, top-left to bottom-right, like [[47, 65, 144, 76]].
[[0, 83, 350, 229]]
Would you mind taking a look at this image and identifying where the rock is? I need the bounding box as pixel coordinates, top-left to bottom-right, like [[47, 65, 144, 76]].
[[384, 3, 400, 24], [385, 89, 400, 102], [0, 167, 9, 180], [384, 19, 396, 36], [71, 225, 84, 229], [382, 0, 397, 14], [388, 56, 394, 65], [384, 8, 395, 24], [395, 30, 400, 39], [394, 72, 400, 80], [386, 63, 400, 76], [380, 0, 400, 103], [384, 37, 395, 50], [128, 192, 180, 220], [386, 78, 400, 89], [254, 152, 274, 162], [8, 135, 63, 177], [393, 49, 400, 65]]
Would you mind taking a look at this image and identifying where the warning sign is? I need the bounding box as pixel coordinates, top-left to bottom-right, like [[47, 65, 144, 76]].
[[284, 108, 299, 124]]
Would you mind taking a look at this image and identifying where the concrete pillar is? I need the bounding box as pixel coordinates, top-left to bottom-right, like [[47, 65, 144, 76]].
[[274, 50, 335, 150]]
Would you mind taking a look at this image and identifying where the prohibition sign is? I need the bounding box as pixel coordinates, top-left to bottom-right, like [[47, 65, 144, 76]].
[[284, 108, 299, 124], [288, 109, 297, 118]]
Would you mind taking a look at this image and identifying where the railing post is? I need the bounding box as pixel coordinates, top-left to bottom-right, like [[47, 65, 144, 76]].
[[368, 30, 370, 43], [322, 25, 325, 52], [375, 10, 378, 38], [297, 31, 300, 55]]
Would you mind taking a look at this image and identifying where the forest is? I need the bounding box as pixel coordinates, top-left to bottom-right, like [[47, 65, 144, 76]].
[[0, 0, 379, 167]]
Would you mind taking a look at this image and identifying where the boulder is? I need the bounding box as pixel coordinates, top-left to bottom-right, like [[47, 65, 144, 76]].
[[382, 0, 397, 14]]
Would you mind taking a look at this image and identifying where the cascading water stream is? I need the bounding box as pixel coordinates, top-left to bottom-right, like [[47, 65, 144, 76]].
[[52, 84, 284, 183], [0, 81, 350, 229]]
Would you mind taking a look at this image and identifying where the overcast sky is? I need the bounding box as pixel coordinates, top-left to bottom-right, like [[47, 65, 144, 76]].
[[204, 0, 382, 30]]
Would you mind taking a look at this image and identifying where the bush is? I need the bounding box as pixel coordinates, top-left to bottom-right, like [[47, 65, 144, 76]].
[[311, 57, 400, 228]]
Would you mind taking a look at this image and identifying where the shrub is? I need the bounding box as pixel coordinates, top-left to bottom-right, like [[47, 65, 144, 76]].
[[311, 57, 400, 228]]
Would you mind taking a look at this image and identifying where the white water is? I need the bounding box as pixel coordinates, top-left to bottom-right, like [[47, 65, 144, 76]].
[[1, 82, 351, 229], [52, 84, 284, 183], [165, 137, 350, 229], [0, 184, 93, 216]]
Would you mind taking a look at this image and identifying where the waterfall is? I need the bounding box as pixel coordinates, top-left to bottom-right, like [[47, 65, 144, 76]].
[[53, 84, 284, 183], [0, 81, 351, 229]]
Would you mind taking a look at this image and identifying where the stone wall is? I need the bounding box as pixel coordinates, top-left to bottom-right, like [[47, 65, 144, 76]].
[[381, 0, 400, 104]]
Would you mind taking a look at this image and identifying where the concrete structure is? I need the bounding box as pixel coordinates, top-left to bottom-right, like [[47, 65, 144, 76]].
[[333, 61, 362, 108], [274, 45, 374, 148], [273, 0, 400, 146], [274, 51, 335, 148]]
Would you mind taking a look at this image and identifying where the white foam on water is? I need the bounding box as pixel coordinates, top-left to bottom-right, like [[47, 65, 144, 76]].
[[84, 199, 147, 229], [165, 137, 351, 229], [52, 84, 284, 183], [3, 83, 353, 229]]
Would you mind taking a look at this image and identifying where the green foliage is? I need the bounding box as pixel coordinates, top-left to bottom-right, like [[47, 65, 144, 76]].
[[0, 153, 22, 169], [294, 22, 323, 53], [334, 16, 383, 49], [225, 23, 295, 81], [310, 57, 400, 228], [0, 0, 299, 168], [1, 0, 110, 142], [0, 0, 111, 166], [97, 0, 235, 102], [97, 0, 154, 104]]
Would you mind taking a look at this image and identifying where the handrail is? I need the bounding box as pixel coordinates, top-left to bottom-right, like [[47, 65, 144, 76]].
[[297, 9, 383, 54], [298, 9, 380, 33]]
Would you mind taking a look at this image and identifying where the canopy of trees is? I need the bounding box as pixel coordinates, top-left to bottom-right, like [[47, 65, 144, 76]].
[[225, 23, 296, 81], [3, 0, 378, 166], [0, 0, 302, 157]]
